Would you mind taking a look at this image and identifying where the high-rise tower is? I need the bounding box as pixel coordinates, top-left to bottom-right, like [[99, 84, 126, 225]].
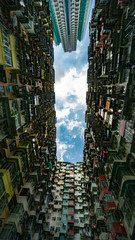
[[47, 0, 92, 52]]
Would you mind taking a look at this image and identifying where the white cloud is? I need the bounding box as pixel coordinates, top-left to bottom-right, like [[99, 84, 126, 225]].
[[57, 141, 75, 162], [75, 45, 81, 59], [75, 114, 78, 119], [64, 102, 78, 111], [65, 120, 82, 131], [57, 142, 67, 162], [58, 143, 67, 151], [56, 108, 70, 119], [55, 65, 87, 107], [56, 120, 66, 127], [57, 119, 84, 135]]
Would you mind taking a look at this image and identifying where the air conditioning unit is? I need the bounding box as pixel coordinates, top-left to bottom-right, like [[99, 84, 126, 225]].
[[7, 214, 22, 234], [17, 196, 29, 212], [24, 182, 34, 195]]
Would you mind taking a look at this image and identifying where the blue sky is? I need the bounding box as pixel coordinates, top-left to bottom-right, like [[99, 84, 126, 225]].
[[54, 1, 95, 163]]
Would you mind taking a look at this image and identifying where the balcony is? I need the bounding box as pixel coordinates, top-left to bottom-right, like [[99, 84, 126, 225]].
[[118, 0, 129, 9], [100, 187, 111, 201], [1, 161, 18, 191], [68, 200, 74, 207], [0, 98, 12, 141], [21, 215, 36, 240], [0, 192, 8, 218], [11, 150, 27, 178], [61, 214, 68, 234], [17, 140, 34, 171], [17, 188, 31, 212], [100, 29, 111, 42], [7, 203, 25, 234], [68, 214, 74, 224], [110, 162, 133, 198], [0, 222, 17, 240]]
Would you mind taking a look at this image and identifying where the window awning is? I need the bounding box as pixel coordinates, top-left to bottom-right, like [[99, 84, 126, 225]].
[[111, 222, 127, 239], [104, 202, 116, 213], [68, 211, 74, 215], [67, 230, 74, 236], [100, 187, 111, 200], [99, 176, 107, 183]]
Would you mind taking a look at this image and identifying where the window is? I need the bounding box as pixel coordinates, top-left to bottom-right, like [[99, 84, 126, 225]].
[[52, 217, 56, 221], [56, 227, 60, 232], [75, 219, 79, 223], [50, 226, 54, 231], [63, 224, 66, 229], [80, 218, 84, 223], [75, 228, 79, 233]]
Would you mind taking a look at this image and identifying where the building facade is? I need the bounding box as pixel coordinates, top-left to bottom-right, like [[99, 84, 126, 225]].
[[0, 0, 56, 239], [44, 161, 91, 240], [0, 0, 135, 240], [47, 0, 92, 52], [84, 0, 135, 239]]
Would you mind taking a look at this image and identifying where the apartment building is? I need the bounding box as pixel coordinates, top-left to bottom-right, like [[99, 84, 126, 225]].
[[43, 161, 92, 240], [0, 1, 56, 239], [84, 0, 135, 239], [0, 0, 135, 240], [47, 0, 92, 52]]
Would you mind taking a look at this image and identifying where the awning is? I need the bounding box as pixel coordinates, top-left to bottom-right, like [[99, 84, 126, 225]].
[[118, 1, 129, 7], [100, 34, 109, 42], [68, 220, 74, 224], [67, 230, 74, 236], [111, 222, 127, 239], [68, 211, 74, 215], [92, 224, 96, 229], [93, 159, 99, 169], [104, 202, 116, 213], [99, 176, 107, 184], [90, 212, 94, 217], [100, 187, 111, 200]]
